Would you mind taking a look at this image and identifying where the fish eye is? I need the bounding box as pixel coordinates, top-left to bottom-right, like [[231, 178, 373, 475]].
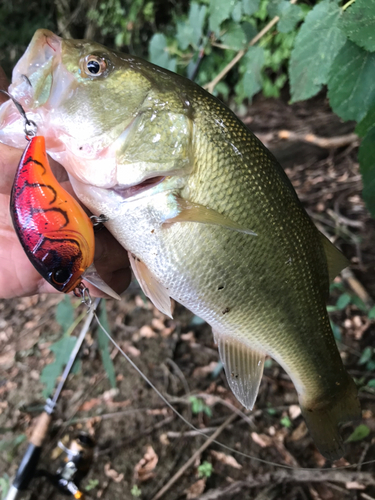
[[51, 267, 71, 285], [83, 55, 107, 77]]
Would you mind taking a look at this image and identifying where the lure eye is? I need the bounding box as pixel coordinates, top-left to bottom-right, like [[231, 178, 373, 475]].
[[83, 55, 107, 77], [52, 267, 71, 285]]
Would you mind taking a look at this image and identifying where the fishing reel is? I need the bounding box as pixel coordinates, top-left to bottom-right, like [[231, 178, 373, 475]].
[[35, 433, 95, 499]]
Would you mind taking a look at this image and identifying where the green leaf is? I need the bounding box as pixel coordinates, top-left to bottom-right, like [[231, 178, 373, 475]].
[[277, 3, 303, 34], [330, 320, 342, 341], [359, 128, 375, 217], [97, 301, 116, 388], [221, 23, 247, 50], [359, 346, 373, 366], [189, 315, 206, 326], [356, 104, 375, 137], [238, 45, 265, 101], [328, 40, 375, 122], [289, 0, 346, 102], [367, 379, 375, 388], [369, 305, 375, 319], [336, 293, 351, 310], [232, 1, 242, 22], [40, 336, 77, 397], [149, 34, 176, 72], [242, 0, 260, 16], [55, 296, 74, 332], [177, 3, 207, 50], [340, 0, 375, 53], [280, 415, 292, 428], [209, 0, 238, 34], [198, 461, 213, 478], [350, 295, 368, 313], [345, 424, 370, 443]]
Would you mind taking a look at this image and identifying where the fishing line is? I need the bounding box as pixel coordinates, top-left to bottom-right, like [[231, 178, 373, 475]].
[[94, 311, 375, 472]]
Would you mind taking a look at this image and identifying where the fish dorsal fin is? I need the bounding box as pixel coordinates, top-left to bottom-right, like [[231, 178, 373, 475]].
[[320, 233, 349, 283], [164, 198, 257, 236], [216, 334, 265, 410], [128, 252, 173, 318]]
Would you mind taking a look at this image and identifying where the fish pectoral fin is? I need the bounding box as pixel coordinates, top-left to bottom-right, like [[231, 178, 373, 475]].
[[128, 252, 173, 319], [320, 233, 349, 282], [163, 198, 257, 236], [82, 263, 121, 300], [216, 334, 265, 410]]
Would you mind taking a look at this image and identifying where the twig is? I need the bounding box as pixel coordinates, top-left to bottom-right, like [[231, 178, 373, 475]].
[[361, 493, 375, 500], [151, 413, 236, 500], [277, 130, 359, 149], [166, 427, 218, 438], [196, 469, 375, 499], [341, 268, 374, 308], [204, 0, 297, 94]]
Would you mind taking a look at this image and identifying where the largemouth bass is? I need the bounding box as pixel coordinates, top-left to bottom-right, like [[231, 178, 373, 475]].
[[0, 29, 360, 459]]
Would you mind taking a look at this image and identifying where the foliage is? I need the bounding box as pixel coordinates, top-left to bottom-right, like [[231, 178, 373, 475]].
[[131, 485, 142, 497], [97, 301, 117, 388], [345, 424, 370, 443], [189, 396, 213, 417], [198, 460, 213, 478], [0, 474, 10, 500]]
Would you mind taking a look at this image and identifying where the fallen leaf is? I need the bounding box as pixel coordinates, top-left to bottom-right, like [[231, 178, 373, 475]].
[[186, 478, 206, 499], [289, 405, 301, 420], [251, 432, 273, 448], [345, 482, 365, 490], [289, 422, 308, 442], [139, 325, 157, 338], [151, 318, 165, 330], [159, 433, 170, 446], [122, 342, 141, 357], [193, 362, 219, 378], [104, 463, 124, 483], [210, 450, 242, 469], [181, 331, 195, 343], [134, 446, 159, 482]]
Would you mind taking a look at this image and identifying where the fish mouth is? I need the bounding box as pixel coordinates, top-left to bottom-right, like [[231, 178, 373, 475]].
[[112, 176, 166, 200]]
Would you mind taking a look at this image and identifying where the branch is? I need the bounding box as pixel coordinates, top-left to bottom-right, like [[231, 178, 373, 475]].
[[204, 0, 297, 94]]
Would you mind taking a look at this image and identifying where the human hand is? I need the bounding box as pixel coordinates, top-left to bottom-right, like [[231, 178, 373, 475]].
[[0, 68, 131, 299]]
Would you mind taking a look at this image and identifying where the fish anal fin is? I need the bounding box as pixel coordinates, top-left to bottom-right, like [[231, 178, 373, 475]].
[[300, 375, 361, 460], [164, 198, 257, 236], [128, 252, 173, 318], [320, 233, 349, 283], [217, 335, 265, 410]]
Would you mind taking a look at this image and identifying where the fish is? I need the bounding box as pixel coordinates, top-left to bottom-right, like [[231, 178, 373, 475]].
[[0, 29, 361, 459], [10, 133, 120, 298]]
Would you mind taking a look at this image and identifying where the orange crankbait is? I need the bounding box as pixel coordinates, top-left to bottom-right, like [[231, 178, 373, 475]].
[[10, 136, 95, 293]]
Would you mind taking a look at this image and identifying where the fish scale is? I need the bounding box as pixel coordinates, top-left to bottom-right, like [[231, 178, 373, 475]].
[[0, 29, 361, 460]]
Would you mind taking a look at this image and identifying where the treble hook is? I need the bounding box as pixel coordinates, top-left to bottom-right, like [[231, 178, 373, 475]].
[[0, 89, 38, 138]]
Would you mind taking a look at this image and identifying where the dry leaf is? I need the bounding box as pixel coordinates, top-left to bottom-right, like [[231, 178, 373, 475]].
[[289, 422, 308, 442], [151, 318, 165, 330], [139, 325, 157, 338], [186, 478, 206, 499], [134, 446, 159, 482], [193, 362, 219, 378], [121, 342, 141, 357], [181, 331, 195, 343], [289, 405, 301, 420], [159, 433, 170, 446], [251, 432, 273, 448], [345, 482, 365, 490], [210, 450, 242, 469], [104, 463, 124, 483]]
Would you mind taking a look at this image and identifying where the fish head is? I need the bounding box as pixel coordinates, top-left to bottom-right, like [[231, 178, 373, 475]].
[[0, 29, 188, 190]]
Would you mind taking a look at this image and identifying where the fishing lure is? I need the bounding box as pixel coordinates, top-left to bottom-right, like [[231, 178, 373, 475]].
[[10, 133, 120, 298]]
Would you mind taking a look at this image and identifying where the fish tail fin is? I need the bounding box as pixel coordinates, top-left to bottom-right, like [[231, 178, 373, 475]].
[[300, 377, 361, 460]]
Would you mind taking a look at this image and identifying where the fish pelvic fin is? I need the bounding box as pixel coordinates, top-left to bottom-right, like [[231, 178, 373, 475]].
[[320, 233, 349, 283], [164, 197, 257, 236], [128, 251, 173, 318], [216, 333, 265, 410], [300, 376, 361, 461]]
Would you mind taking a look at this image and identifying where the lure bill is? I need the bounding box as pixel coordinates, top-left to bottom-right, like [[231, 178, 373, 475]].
[[10, 135, 95, 293]]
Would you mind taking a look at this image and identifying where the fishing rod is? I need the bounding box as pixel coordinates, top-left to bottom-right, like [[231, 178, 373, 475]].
[[5, 297, 100, 500]]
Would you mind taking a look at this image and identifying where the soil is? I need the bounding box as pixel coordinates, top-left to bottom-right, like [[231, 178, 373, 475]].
[[1, 94, 375, 500]]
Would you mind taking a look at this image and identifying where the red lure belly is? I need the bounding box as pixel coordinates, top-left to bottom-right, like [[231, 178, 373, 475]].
[[10, 136, 95, 293]]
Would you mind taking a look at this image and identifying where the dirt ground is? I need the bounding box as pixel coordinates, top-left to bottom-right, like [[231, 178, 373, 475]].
[[1, 95, 375, 500]]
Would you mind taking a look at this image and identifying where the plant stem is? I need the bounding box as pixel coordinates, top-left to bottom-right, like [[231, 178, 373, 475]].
[[204, 0, 297, 94], [342, 0, 356, 11]]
